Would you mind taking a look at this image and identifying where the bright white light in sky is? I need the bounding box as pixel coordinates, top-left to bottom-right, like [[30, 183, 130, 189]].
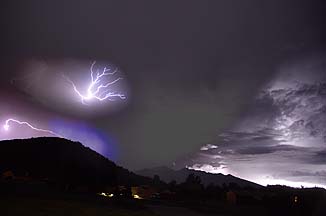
[[187, 164, 229, 175], [64, 61, 126, 105], [3, 118, 61, 137], [255, 177, 326, 188], [3, 124, 9, 131]]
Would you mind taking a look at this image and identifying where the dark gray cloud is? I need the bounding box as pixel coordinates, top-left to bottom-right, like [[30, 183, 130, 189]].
[[185, 56, 326, 187], [307, 150, 326, 164], [0, 0, 325, 187], [290, 170, 326, 178], [236, 145, 304, 155]]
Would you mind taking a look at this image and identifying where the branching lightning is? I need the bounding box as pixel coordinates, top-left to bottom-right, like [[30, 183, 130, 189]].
[[3, 118, 62, 137], [64, 61, 126, 105]]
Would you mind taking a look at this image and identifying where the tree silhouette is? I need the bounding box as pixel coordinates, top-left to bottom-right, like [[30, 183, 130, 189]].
[[185, 173, 202, 185]]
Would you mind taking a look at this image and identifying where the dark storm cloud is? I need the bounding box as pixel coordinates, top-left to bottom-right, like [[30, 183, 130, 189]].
[[236, 145, 305, 155], [290, 170, 326, 178], [185, 56, 326, 187], [0, 0, 325, 173], [210, 129, 287, 154], [306, 150, 326, 165]]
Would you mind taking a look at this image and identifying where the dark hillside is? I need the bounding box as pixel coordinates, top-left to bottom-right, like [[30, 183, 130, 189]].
[[0, 137, 151, 188]]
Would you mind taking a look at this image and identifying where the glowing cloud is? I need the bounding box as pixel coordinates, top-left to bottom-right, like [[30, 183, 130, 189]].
[[3, 118, 62, 137], [187, 164, 229, 175], [64, 61, 126, 105], [200, 144, 218, 151], [255, 177, 326, 188]]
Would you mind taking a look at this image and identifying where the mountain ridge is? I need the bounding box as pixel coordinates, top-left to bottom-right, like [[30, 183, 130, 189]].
[[0, 137, 152, 188], [136, 166, 263, 188]]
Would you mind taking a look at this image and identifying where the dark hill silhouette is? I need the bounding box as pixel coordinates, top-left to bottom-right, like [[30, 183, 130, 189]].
[[136, 166, 262, 188], [0, 137, 152, 188]]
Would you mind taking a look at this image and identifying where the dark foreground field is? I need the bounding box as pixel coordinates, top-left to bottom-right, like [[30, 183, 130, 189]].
[[1, 195, 222, 216], [1, 195, 156, 216], [2, 192, 326, 216]]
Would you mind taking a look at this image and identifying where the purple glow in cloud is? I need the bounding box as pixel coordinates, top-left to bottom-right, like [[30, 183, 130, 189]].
[[50, 119, 118, 161]]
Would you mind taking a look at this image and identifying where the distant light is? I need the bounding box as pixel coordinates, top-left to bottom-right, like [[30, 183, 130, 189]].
[[98, 192, 107, 197], [98, 192, 114, 198], [133, 194, 142, 199], [294, 196, 298, 203]]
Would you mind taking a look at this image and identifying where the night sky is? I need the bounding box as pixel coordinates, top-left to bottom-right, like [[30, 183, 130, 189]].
[[1, 1, 325, 187]]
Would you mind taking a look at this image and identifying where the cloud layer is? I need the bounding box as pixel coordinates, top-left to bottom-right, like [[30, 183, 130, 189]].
[[185, 56, 326, 187]]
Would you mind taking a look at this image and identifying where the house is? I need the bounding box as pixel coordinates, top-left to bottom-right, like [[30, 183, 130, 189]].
[[2, 170, 14, 180], [131, 185, 158, 199], [226, 190, 237, 205]]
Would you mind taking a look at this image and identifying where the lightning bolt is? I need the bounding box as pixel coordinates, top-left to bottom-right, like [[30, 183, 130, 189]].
[[64, 61, 126, 105], [3, 118, 62, 137]]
